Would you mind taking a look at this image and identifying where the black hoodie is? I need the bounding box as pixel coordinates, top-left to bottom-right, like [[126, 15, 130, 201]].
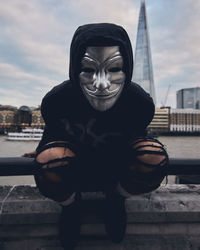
[[37, 23, 155, 162]]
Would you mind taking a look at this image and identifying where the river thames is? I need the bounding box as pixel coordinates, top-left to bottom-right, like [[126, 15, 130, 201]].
[[0, 135, 200, 185]]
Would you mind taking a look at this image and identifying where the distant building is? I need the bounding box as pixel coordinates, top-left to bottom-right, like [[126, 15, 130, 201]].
[[15, 106, 32, 128], [0, 110, 15, 128], [148, 108, 200, 133], [170, 109, 200, 132], [31, 110, 45, 128], [177, 87, 200, 109], [0, 105, 44, 131], [0, 105, 17, 111], [148, 108, 170, 133], [133, 0, 156, 105]]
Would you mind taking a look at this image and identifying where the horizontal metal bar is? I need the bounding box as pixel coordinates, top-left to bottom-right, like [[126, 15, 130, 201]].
[[0, 157, 35, 176], [168, 158, 200, 175], [0, 157, 200, 176]]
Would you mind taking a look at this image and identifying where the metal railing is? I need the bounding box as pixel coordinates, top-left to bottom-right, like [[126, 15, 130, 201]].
[[0, 157, 200, 176]]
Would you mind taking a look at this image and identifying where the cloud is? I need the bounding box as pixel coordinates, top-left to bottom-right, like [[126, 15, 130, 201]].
[[0, 62, 56, 86], [54, 0, 140, 47], [68, 0, 139, 26], [0, 0, 69, 76], [0, 62, 61, 106], [0, 0, 139, 79], [0, 0, 141, 107], [0, 88, 36, 107], [0, 0, 200, 108], [147, 0, 200, 107]]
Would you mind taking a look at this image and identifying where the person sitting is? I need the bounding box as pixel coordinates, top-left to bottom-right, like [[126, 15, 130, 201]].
[[30, 23, 168, 249]]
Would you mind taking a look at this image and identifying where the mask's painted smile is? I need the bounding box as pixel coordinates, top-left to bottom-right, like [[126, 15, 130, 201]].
[[79, 46, 125, 111]]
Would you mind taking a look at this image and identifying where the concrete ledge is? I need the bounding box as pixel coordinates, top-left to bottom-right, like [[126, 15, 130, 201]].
[[1, 184, 200, 249]]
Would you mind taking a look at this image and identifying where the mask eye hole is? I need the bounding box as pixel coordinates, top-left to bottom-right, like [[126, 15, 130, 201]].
[[108, 67, 122, 73], [82, 67, 95, 73]]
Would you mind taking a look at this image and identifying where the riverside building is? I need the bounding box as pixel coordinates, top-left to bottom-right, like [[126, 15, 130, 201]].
[[0, 110, 15, 129], [0, 105, 17, 132], [148, 108, 200, 133], [31, 110, 45, 128], [170, 109, 200, 132], [177, 87, 200, 109], [148, 108, 170, 133], [0, 106, 44, 132]]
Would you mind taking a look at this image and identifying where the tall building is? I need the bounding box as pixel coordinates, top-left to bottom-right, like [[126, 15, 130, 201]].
[[133, 0, 156, 104], [177, 87, 200, 109]]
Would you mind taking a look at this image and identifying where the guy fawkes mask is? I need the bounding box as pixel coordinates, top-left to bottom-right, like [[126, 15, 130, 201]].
[[79, 46, 125, 111]]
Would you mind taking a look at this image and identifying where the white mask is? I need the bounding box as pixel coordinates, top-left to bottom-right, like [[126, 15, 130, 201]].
[[79, 46, 125, 111]]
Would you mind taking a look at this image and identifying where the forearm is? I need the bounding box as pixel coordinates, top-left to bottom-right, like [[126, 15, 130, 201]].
[[119, 137, 169, 195]]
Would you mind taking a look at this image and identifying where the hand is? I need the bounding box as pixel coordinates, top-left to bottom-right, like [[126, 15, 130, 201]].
[[22, 151, 36, 158]]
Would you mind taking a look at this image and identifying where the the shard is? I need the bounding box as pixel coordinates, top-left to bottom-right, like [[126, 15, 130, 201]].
[[133, 0, 156, 105]]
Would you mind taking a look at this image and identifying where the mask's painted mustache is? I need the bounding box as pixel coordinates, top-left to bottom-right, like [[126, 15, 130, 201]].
[[83, 85, 121, 98]]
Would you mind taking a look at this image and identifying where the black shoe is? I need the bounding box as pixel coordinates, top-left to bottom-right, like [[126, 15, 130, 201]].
[[59, 193, 81, 250], [104, 191, 126, 243]]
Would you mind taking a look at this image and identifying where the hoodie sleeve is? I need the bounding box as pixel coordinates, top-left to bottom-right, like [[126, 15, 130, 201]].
[[36, 96, 62, 150], [36, 81, 73, 151]]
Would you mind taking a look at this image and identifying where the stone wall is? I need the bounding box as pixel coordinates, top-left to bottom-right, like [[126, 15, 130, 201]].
[[1, 184, 200, 250]]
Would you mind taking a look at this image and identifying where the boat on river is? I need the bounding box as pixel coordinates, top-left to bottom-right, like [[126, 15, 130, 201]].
[[7, 127, 43, 141]]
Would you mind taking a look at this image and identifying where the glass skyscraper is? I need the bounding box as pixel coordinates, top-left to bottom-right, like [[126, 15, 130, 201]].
[[133, 0, 156, 105], [177, 87, 200, 109]]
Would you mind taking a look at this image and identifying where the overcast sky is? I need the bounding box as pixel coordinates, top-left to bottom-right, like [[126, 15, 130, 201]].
[[0, 0, 200, 108]]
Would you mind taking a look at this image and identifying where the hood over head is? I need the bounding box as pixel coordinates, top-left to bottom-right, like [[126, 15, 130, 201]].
[[69, 23, 133, 92]]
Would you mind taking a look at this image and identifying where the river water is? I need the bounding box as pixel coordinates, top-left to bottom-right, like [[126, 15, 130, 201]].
[[0, 135, 200, 185]]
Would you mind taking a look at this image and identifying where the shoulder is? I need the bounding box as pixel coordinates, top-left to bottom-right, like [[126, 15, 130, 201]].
[[42, 80, 72, 103], [41, 80, 73, 118], [126, 82, 155, 111], [128, 82, 154, 105], [125, 82, 155, 127]]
